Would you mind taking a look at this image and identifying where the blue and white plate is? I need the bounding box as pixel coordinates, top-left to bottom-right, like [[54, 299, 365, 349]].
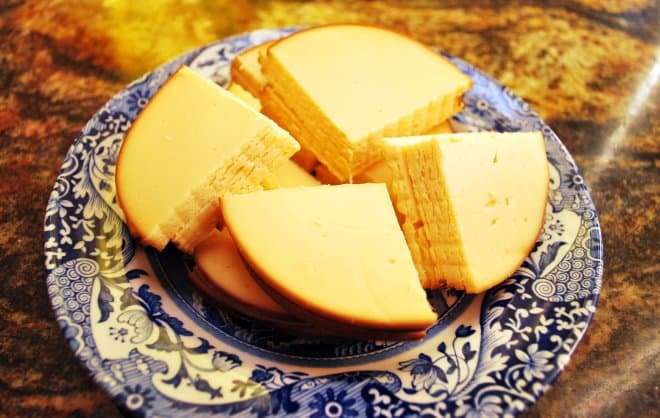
[[44, 28, 603, 417]]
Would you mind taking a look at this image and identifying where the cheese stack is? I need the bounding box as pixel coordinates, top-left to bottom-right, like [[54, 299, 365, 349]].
[[230, 40, 318, 171], [230, 40, 275, 97], [224, 82, 319, 188], [314, 119, 454, 185], [115, 66, 299, 253], [190, 229, 298, 325], [384, 132, 549, 292], [221, 183, 437, 339], [259, 24, 472, 181], [191, 170, 433, 339]]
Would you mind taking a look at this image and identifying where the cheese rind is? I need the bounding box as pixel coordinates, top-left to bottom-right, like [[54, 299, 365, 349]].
[[193, 229, 293, 319], [261, 24, 472, 181], [385, 132, 549, 292], [115, 66, 299, 252], [221, 183, 436, 331]]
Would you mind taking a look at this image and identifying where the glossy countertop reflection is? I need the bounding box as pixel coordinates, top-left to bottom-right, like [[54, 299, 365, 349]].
[[1, 1, 658, 417]]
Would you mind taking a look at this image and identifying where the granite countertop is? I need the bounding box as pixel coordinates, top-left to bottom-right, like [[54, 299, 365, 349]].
[[1, 1, 658, 417]]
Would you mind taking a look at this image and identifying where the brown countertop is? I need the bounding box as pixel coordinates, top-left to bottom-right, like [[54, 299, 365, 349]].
[[1, 1, 658, 417]]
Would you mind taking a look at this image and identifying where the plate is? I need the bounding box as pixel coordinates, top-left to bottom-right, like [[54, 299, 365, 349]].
[[44, 28, 603, 417]]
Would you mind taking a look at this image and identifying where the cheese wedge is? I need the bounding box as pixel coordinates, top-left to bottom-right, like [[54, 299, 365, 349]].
[[221, 183, 437, 333], [230, 40, 275, 96], [384, 132, 549, 292], [116, 66, 299, 253], [260, 24, 472, 181]]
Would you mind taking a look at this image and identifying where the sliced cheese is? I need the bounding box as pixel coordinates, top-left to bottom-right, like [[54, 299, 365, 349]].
[[115, 66, 299, 253], [231, 40, 319, 172], [193, 229, 293, 320], [313, 119, 454, 185], [355, 120, 455, 184], [221, 183, 437, 332], [425, 119, 454, 135], [227, 83, 261, 111], [274, 160, 320, 187], [385, 132, 549, 292], [290, 147, 318, 173], [313, 163, 342, 185], [260, 24, 472, 181], [230, 40, 274, 96], [224, 84, 317, 188]]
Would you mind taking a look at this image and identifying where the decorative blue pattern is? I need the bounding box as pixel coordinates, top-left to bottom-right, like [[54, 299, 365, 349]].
[[44, 28, 603, 417]]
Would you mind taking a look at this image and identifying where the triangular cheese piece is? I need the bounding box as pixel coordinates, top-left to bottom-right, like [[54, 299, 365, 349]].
[[221, 183, 437, 332], [116, 66, 299, 253], [385, 132, 549, 293]]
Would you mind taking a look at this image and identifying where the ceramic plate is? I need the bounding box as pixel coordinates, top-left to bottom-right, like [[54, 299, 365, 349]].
[[44, 28, 603, 417]]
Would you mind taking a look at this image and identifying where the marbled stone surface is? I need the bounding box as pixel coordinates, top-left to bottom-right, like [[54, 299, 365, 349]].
[[1, 1, 658, 417]]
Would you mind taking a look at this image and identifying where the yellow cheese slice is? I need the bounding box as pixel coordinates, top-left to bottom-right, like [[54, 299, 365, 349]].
[[313, 119, 454, 185], [221, 183, 437, 332], [290, 147, 318, 173], [116, 66, 299, 253], [230, 40, 275, 96], [385, 132, 549, 292], [274, 160, 320, 187], [230, 41, 319, 172], [313, 164, 342, 185], [424, 119, 454, 135], [193, 229, 293, 320], [355, 120, 455, 184], [227, 83, 261, 111], [260, 24, 472, 181], [223, 85, 317, 188], [191, 158, 317, 321]]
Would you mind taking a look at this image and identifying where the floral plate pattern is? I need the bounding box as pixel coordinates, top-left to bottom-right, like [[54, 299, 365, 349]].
[[44, 28, 603, 418]]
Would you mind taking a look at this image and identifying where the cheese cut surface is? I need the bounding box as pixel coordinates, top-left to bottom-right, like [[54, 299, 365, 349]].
[[115, 66, 299, 253], [260, 24, 472, 181], [221, 183, 436, 331], [385, 132, 549, 292]]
